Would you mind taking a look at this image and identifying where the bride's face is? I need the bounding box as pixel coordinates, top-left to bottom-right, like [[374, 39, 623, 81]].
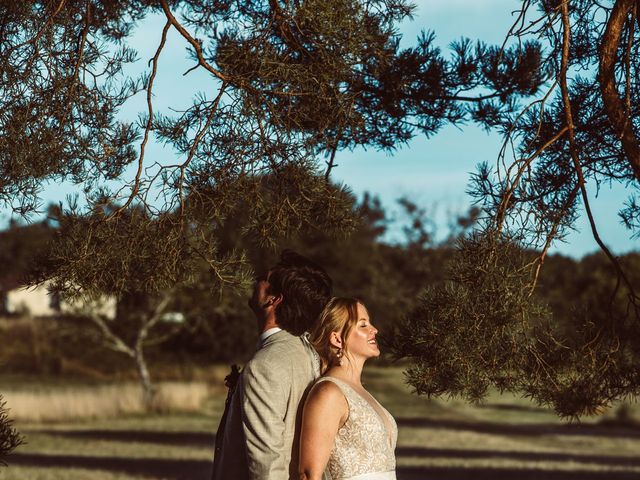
[[345, 303, 380, 360]]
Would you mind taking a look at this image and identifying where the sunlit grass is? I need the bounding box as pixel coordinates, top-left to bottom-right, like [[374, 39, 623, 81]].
[[0, 466, 151, 480], [2, 366, 640, 479], [366, 365, 640, 477]]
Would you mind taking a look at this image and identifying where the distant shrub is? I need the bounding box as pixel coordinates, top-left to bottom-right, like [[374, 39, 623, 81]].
[[0, 395, 22, 465]]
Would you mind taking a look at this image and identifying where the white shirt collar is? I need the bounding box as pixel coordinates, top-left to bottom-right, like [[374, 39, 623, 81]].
[[259, 326, 282, 344]]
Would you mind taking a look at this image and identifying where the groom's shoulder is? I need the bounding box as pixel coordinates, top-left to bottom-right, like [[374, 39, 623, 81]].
[[247, 332, 306, 369], [262, 330, 304, 351]]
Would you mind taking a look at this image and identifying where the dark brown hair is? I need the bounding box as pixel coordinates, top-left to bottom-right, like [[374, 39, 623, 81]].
[[267, 250, 332, 335]]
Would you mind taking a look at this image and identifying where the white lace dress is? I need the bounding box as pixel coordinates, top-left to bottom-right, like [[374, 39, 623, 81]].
[[315, 376, 397, 480]]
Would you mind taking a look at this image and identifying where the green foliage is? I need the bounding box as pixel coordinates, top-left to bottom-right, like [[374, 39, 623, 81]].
[[0, 1, 144, 216], [467, 1, 640, 264], [1, 1, 547, 387], [186, 162, 358, 249], [44, 207, 227, 297], [36, 165, 355, 304], [532, 252, 640, 416], [0, 395, 22, 465], [388, 232, 549, 401], [390, 229, 640, 417], [5, 0, 640, 418], [392, 0, 640, 416], [159, 286, 257, 363], [0, 0, 545, 277]]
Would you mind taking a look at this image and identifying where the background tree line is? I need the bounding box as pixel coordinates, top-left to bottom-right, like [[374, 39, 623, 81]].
[[1, 194, 637, 411]]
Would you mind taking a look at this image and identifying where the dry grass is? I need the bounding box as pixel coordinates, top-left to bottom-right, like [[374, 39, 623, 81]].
[[4, 367, 640, 479], [3, 382, 211, 422], [0, 466, 151, 480]]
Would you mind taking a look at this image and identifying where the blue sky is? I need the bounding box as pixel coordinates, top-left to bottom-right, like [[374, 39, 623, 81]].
[[10, 0, 638, 257], [335, 0, 638, 257]]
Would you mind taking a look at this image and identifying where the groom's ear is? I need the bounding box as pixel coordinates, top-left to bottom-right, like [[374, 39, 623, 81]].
[[265, 294, 283, 309], [269, 294, 284, 308], [329, 331, 342, 348]]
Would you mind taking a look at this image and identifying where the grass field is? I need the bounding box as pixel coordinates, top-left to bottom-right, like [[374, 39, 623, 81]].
[[2, 366, 640, 480]]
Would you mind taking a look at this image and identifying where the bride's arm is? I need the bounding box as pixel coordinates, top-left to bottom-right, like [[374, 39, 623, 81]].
[[298, 381, 348, 480]]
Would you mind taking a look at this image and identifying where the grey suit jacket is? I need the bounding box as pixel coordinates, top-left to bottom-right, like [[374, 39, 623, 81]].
[[212, 330, 320, 480]]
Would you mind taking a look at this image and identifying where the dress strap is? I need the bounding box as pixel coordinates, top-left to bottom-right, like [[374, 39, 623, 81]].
[[314, 376, 358, 406], [315, 376, 350, 395]]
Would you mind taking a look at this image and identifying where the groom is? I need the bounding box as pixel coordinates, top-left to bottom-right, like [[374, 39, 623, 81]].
[[211, 250, 332, 480]]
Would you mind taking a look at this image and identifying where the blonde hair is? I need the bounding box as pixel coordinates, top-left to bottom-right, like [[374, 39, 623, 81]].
[[310, 297, 362, 372]]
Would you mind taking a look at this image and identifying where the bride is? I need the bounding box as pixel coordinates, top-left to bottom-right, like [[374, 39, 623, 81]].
[[299, 297, 397, 480]]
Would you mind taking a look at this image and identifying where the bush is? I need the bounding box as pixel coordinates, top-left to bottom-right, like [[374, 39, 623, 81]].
[[0, 395, 22, 465]]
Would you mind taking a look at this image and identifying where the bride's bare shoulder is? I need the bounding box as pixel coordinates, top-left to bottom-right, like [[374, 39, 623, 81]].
[[305, 378, 348, 424], [312, 377, 340, 392]]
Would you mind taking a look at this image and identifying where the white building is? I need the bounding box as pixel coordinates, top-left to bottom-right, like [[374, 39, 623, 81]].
[[4, 281, 116, 319]]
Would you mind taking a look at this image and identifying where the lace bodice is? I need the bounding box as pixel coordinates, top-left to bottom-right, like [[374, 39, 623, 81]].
[[315, 376, 397, 479]]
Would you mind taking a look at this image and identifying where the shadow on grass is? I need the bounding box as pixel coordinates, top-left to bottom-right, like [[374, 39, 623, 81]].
[[35, 417, 640, 447], [478, 402, 549, 414], [396, 446, 640, 467], [9, 453, 640, 480], [9, 453, 212, 479], [28, 429, 215, 447], [397, 466, 640, 480], [396, 417, 640, 439], [26, 429, 640, 468]]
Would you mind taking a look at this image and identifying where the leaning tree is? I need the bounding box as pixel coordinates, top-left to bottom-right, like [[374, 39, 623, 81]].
[[390, 0, 640, 417]]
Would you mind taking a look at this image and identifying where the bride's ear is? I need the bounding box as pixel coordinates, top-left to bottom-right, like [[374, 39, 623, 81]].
[[329, 331, 343, 349]]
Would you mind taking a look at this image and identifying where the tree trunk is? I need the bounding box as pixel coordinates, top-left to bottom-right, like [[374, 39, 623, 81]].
[[132, 293, 172, 410], [599, 0, 640, 181], [134, 345, 156, 410]]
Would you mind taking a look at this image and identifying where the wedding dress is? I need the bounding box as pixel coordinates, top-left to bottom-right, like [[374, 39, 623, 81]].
[[316, 376, 397, 480]]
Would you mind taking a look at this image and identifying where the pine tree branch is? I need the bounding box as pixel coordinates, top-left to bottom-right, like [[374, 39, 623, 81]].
[[7, 0, 67, 54], [111, 20, 171, 218], [598, 0, 640, 181], [57, 0, 91, 135], [561, 0, 640, 316], [158, 0, 228, 83], [136, 291, 173, 352], [88, 312, 135, 358], [528, 182, 580, 295], [158, 0, 320, 98], [176, 82, 228, 213], [623, 3, 635, 123], [495, 125, 568, 232]]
